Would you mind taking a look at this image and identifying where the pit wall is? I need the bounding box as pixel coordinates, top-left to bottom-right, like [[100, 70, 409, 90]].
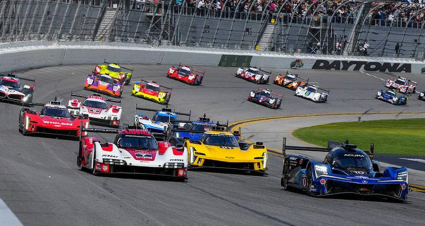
[[0, 42, 424, 74]]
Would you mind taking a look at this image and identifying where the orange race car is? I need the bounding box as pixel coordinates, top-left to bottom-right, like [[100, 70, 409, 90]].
[[273, 72, 309, 90]]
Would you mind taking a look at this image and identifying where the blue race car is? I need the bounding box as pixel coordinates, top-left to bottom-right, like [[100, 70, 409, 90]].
[[376, 89, 407, 105], [280, 138, 409, 201], [247, 88, 283, 109], [134, 106, 191, 134]]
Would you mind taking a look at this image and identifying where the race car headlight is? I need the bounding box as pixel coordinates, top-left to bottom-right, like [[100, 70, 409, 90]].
[[119, 73, 126, 78], [263, 152, 268, 169], [159, 93, 166, 98], [314, 165, 328, 178], [134, 85, 140, 92], [255, 75, 262, 80], [269, 99, 275, 104], [377, 91, 381, 96], [421, 93, 424, 96], [250, 92, 255, 97], [103, 158, 126, 165], [393, 97, 398, 101], [23, 94, 31, 102], [190, 147, 197, 164], [87, 78, 93, 84], [397, 171, 408, 183], [113, 85, 120, 92], [189, 75, 195, 80]]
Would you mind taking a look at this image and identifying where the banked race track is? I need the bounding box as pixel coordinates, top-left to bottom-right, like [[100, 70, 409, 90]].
[[1, 64, 425, 226]]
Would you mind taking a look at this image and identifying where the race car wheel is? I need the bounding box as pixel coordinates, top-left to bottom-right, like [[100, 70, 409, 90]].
[[306, 164, 315, 196], [281, 177, 290, 190], [91, 147, 98, 176], [19, 112, 28, 135]]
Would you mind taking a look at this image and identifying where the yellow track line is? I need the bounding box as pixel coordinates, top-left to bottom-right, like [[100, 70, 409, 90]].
[[229, 112, 425, 192]]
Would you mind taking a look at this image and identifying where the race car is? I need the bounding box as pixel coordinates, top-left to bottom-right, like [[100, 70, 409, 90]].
[[385, 76, 416, 94], [84, 73, 124, 97], [419, 90, 425, 100], [295, 85, 329, 103], [247, 88, 283, 109], [77, 127, 187, 180], [273, 72, 309, 90], [134, 106, 191, 134], [171, 115, 217, 143], [280, 138, 409, 201], [0, 74, 35, 105], [421, 67, 425, 73], [67, 93, 122, 127], [19, 98, 89, 137], [376, 89, 408, 105], [167, 64, 204, 85], [132, 80, 172, 104], [93, 61, 133, 85], [185, 126, 268, 175], [235, 67, 271, 84]]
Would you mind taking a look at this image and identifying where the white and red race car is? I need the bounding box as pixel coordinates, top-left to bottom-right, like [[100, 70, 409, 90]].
[[77, 127, 188, 180], [235, 67, 272, 84], [0, 74, 35, 105], [385, 77, 417, 94], [68, 93, 122, 128]]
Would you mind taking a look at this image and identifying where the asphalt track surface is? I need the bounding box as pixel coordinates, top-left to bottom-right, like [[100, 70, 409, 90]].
[[1, 65, 425, 226]]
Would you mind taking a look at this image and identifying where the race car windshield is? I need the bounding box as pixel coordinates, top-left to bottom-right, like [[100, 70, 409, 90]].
[[179, 68, 190, 76], [147, 84, 160, 92], [395, 79, 406, 85], [41, 107, 71, 118], [1, 79, 20, 88], [259, 91, 271, 97], [192, 124, 212, 132], [285, 75, 296, 81], [332, 155, 372, 173], [202, 134, 239, 147], [84, 100, 107, 109], [98, 76, 114, 84], [118, 137, 158, 150], [107, 65, 121, 73], [386, 91, 396, 96], [156, 115, 177, 123], [307, 87, 316, 92]]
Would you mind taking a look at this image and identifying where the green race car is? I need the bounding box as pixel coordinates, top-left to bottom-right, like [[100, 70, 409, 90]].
[[93, 61, 133, 85]]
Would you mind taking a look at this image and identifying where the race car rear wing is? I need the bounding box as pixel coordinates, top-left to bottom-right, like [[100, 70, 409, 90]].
[[135, 105, 191, 120], [258, 67, 272, 75], [178, 63, 205, 75], [71, 92, 121, 103], [281, 137, 374, 159], [103, 60, 133, 72], [318, 87, 330, 94], [79, 125, 168, 142], [0, 73, 36, 83], [257, 87, 284, 98], [139, 79, 173, 90]]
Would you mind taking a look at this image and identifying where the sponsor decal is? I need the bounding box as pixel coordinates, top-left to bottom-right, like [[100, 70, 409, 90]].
[[102, 154, 118, 158], [312, 60, 411, 73], [343, 154, 365, 158], [219, 55, 252, 67], [42, 121, 73, 126], [170, 159, 184, 162], [225, 156, 235, 159]]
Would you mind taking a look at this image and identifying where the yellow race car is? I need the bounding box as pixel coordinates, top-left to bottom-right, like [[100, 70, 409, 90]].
[[132, 80, 172, 104], [185, 127, 268, 175], [93, 61, 133, 85]]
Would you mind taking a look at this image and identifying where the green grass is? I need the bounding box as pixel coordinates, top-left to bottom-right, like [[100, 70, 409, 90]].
[[293, 118, 425, 156]]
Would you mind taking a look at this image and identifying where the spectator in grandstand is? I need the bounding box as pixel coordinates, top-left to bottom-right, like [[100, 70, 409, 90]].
[[336, 40, 342, 55], [363, 40, 369, 56], [395, 42, 401, 56]]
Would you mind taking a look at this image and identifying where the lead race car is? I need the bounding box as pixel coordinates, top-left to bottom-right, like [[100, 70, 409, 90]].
[[67, 93, 122, 127], [0, 74, 35, 105], [132, 80, 172, 104], [19, 98, 89, 137], [235, 67, 272, 84], [167, 64, 204, 85], [247, 88, 283, 109], [376, 89, 407, 105], [134, 106, 191, 134], [77, 126, 188, 180], [84, 73, 124, 97], [185, 126, 268, 175], [273, 72, 309, 90], [385, 76, 416, 94], [280, 138, 409, 201], [295, 84, 329, 103], [93, 61, 133, 85]]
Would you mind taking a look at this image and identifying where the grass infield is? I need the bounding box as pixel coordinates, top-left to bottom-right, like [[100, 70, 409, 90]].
[[293, 118, 425, 156]]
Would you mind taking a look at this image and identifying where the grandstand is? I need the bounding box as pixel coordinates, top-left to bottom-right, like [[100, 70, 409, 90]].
[[0, 0, 424, 59]]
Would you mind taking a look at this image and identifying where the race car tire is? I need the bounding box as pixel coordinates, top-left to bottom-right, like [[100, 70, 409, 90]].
[[19, 112, 28, 135], [306, 164, 315, 196], [91, 147, 98, 176], [265, 77, 269, 84], [77, 155, 84, 171]]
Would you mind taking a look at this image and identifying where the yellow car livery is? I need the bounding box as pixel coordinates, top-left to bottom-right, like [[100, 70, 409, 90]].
[[132, 80, 172, 104], [185, 128, 268, 175], [94, 61, 133, 85]]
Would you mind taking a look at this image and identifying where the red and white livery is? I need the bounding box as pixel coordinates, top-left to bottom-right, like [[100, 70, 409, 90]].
[[385, 77, 417, 94], [19, 99, 89, 137], [167, 64, 204, 85], [235, 67, 272, 84], [77, 127, 188, 180], [68, 93, 122, 127]]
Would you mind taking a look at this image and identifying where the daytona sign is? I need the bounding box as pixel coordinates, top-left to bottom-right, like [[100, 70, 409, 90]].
[[312, 60, 411, 73]]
